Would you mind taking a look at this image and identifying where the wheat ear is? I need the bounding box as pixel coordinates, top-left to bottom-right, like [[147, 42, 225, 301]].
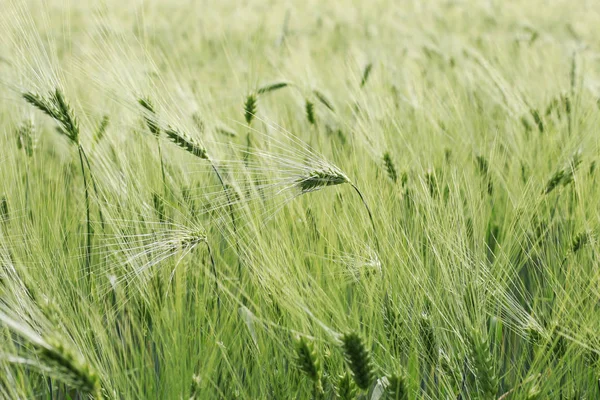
[[341, 332, 373, 391]]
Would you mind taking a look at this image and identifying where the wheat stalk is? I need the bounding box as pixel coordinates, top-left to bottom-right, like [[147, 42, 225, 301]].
[[23, 89, 97, 279], [137, 100, 237, 239], [162, 124, 241, 276], [23, 90, 79, 143], [294, 166, 379, 249], [138, 98, 168, 196], [183, 230, 220, 314]]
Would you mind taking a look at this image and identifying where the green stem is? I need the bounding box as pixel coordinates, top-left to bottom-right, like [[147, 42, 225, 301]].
[[210, 163, 237, 233], [24, 159, 30, 220], [80, 146, 105, 230], [244, 124, 252, 166], [77, 144, 91, 280], [350, 182, 379, 250], [210, 162, 242, 279], [205, 241, 220, 320], [157, 138, 167, 196]]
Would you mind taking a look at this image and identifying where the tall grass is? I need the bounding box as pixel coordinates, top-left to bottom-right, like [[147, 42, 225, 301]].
[[1, 0, 600, 399]]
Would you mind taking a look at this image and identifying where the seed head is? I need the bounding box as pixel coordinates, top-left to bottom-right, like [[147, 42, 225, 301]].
[[382, 152, 398, 183], [385, 372, 408, 400], [341, 332, 373, 390], [164, 127, 208, 160], [23, 89, 79, 144], [257, 81, 291, 94], [336, 371, 358, 400], [296, 168, 349, 193], [244, 93, 257, 125], [305, 100, 316, 125], [138, 97, 161, 137]]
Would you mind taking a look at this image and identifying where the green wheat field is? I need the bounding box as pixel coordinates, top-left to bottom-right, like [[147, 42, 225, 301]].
[[1, 1, 600, 398]]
